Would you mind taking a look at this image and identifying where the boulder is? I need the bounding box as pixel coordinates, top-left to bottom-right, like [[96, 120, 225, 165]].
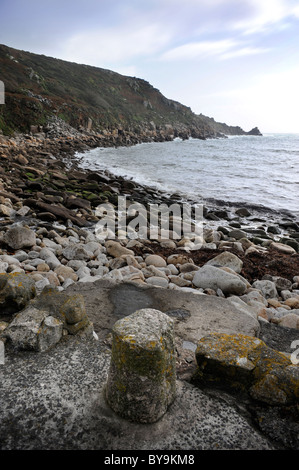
[[167, 254, 193, 266], [284, 297, 299, 309], [228, 229, 247, 240], [0, 273, 36, 315], [32, 286, 92, 336], [205, 252, 243, 274], [193, 265, 247, 296], [62, 243, 92, 261], [105, 241, 134, 258], [145, 276, 169, 288], [145, 254, 167, 268], [192, 332, 299, 405], [270, 242, 296, 255], [54, 265, 78, 282], [3, 226, 36, 250], [278, 314, 299, 330], [4, 307, 63, 352], [0, 262, 8, 274], [35, 201, 88, 227], [0, 204, 14, 217], [105, 308, 176, 423], [39, 247, 61, 270], [235, 208, 251, 217], [252, 280, 278, 299], [274, 277, 293, 292]]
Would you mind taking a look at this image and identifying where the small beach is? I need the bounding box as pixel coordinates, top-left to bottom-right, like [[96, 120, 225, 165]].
[[0, 130, 299, 450]]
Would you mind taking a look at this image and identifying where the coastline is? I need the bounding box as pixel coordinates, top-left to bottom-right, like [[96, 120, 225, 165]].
[[73, 134, 299, 223], [0, 129, 299, 450], [0, 130, 298, 279]]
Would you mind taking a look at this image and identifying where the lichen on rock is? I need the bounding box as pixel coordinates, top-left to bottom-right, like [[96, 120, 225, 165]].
[[105, 308, 176, 423], [0, 272, 36, 315], [192, 332, 299, 406]]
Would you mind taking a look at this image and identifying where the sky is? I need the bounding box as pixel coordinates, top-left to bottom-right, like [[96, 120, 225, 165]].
[[1, 0, 299, 133]]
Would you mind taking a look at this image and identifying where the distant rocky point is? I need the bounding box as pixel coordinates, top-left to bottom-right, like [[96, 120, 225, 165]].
[[246, 127, 263, 136], [0, 44, 261, 141]]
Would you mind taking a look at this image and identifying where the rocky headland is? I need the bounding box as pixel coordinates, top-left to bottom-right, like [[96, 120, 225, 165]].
[[0, 124, 298, 451], [0, 43, 262, 142]]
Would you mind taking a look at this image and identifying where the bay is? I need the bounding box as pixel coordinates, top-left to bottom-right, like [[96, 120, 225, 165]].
[[76, 133, 299, 219]]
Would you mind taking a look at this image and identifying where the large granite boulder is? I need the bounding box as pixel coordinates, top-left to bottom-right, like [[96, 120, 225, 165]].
[[205, 251, 243, 273], [192, 265, 247, 295]]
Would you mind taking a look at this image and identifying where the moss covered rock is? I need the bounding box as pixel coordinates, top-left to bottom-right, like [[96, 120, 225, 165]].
[[106, 308, 176, 423], [0, 273, 36, 315], [192, 332, 299, 405], [31, 286, 92, 335]]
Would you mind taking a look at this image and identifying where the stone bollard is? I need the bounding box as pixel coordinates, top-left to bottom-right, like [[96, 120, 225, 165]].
[[105, 308, 176, 423]]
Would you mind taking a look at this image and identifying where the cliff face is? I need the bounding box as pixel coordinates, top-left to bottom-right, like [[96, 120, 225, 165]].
[[0, 44, 261, 140]]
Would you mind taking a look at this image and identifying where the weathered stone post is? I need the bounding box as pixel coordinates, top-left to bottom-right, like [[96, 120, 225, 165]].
[[105, 308, 176, 423]]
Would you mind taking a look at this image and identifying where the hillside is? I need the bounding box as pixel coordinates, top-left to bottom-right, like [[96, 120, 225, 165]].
[[0, 44, 261, 140]]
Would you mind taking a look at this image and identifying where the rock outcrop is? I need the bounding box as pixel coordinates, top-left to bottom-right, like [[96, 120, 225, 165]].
[[2, 283, 94, 351]]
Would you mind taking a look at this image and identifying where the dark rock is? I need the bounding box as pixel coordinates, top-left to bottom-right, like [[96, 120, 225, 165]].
[[35, 202, 89, 227], [279, 222, 299, 231], [26, 181, 44, 191], [267, 226, 281, 234], [86, 172, 111, 184], [217, 226, 230, 235], [0, 273, 36, 316], [246, 127, 262, 136], [213, 210, 230, 219], [235, 208, 251, 217], [38, 212, 57, 221], [274, 277, 293, 292], [205, 212, 220, 221], [65, 197, 92, 211], [258, 320, 299, 354]]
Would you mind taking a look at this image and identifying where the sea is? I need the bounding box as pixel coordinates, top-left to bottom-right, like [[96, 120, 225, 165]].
[[76, 133, 299, 221]]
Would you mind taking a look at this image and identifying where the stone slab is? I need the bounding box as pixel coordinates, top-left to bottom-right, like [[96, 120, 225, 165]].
[[65, 279, 260, 346], [0, 336, 274, 450]]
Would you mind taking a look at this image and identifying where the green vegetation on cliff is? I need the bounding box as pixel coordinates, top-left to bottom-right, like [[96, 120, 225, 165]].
[[0, 44, 260, 138]]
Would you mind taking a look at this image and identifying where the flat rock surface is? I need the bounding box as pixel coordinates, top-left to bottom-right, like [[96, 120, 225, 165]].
[[65, 279, 260, 345], [0, 335, 274, 450], [0, 280, 296, 450]]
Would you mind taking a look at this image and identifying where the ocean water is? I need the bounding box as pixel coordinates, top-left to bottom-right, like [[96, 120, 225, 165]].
[[76, 133, 299, 219]]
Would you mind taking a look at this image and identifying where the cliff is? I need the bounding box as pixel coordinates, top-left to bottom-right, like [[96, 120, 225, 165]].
[[0, 44, 261, 140]]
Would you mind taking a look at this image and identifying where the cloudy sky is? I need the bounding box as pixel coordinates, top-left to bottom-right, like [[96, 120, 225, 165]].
[[1, 0, 299, 133]]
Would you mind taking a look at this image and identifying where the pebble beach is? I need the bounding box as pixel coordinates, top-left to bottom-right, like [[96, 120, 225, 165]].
[[0, 127, 299, 450], [0, 129, 298, 316]]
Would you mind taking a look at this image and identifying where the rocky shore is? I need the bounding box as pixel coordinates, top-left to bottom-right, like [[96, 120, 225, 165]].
[[0, 127, 299, 450]]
